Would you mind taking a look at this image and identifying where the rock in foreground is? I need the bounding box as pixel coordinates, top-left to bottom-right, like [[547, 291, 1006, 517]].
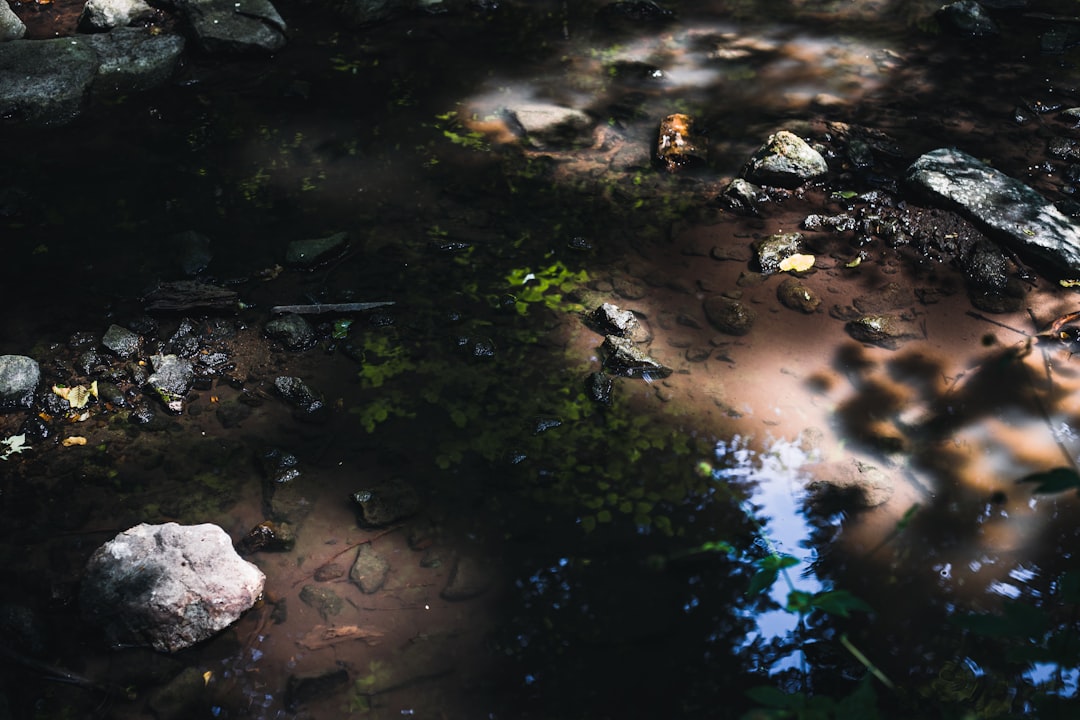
[[906, 147, 1080, 275], [742, 130, 828, 188], [81, 523, 265, 652]]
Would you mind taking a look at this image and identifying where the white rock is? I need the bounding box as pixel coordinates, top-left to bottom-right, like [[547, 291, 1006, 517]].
[[81, 523, 265, 652]]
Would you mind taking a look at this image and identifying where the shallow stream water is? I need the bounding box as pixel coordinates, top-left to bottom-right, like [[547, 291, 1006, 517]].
[[4, 0, 1080, 718]]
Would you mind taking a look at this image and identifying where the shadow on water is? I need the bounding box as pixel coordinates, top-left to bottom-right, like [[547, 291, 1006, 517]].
[[5, 0, 1080, 718]]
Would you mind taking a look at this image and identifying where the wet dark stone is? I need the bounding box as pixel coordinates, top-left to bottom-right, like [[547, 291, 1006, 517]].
[[273, 376, 323, 414], [95, 380, 128, 408], [260, 448, 301, 484], [963, 239, 1008, 292], [906, 147, 1080, 274], [469, 337, 496, 359], [350, 544, 390, 594], [128, 398, 158, 427], [299, 585, 342, 621], [599, 335, 672, 379], [352, 479, 419, 527], [285, 668, 349, 712], [777, 277, 821, 314], [77, 348, 103, 376], [586, 302, 639, 337], [568, 236, 594, 252], [585, 371, 614, 405], [239, 520, 296, 553], [937, 0, 999, 37], [717, 178, 767, 216], [845, 314, 923, 350], [19, 414, 51, 441], [1049, 137, 1080, 162], [102, 324, 142, 359], [533, 416, 563, 434], [164, 319, 200, 358], [264, 313, 316, 351], [68, 330, 98, 349], [39, 390, 70, 417], [803, 213, 856, 233], [196, 351, 231, 373], [742, 131, 828, 188], [703, 296, 756, 336], [753, 232, 804, 274], [147, 354, 195, 413]]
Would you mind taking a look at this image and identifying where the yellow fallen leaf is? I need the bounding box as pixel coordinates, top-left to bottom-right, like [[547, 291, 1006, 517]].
[[203, 670, 213, 686], [1060, 279, 1080, 288], [779, 253, 815, 273], [62, 436, 87, 447], [53, 384, 92, 409]]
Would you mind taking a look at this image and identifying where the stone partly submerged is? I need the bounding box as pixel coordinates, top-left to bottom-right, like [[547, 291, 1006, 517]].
[[742, 130, 828, 188], [80, 523, 265, 652], [906, 147, 1080, 276]]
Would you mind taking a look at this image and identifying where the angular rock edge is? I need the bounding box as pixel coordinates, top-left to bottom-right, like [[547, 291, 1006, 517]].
[[906, 147, 1080, 275]]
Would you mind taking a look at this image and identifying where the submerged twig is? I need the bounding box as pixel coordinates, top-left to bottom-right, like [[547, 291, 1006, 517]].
[[271, 301, 395, 315]]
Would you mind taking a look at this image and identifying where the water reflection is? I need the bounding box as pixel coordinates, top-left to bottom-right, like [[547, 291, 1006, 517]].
[[4, 0, 1080, 718]]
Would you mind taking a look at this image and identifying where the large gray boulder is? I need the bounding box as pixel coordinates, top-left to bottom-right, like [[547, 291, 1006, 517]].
[[80, 523, 265, 652], [0, 38, 99, 125], [0, 355, 40, 411], [171, 0, 287, 54], [87, 27, 186, 92], [906, 148, 1080, 275], [0, 1, 25, 41]]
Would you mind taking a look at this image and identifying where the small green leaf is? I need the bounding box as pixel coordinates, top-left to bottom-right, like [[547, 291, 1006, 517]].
[[1018, 467, 1080, 494], [748, 567, 779, 596], [759, 553, 800, 572], [786, 590, 813, 614], [699, 540, 733, 554], [811, 590, 873, 617]]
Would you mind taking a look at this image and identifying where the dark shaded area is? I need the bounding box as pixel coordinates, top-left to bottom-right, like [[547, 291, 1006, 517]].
[[4, 0, 1080, 718]]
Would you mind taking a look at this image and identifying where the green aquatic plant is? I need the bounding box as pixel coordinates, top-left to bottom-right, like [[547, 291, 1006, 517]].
[[504, 259, 589, 315], [431, 110, 491, 152]]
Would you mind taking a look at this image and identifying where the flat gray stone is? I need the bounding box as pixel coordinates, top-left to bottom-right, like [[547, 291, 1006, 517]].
[[87, 27, 186, 92], [906, 148, 1080, 274], [505, 103, 593, 148], [0, 38, 99, 125], [173, 0, 287, 54]]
